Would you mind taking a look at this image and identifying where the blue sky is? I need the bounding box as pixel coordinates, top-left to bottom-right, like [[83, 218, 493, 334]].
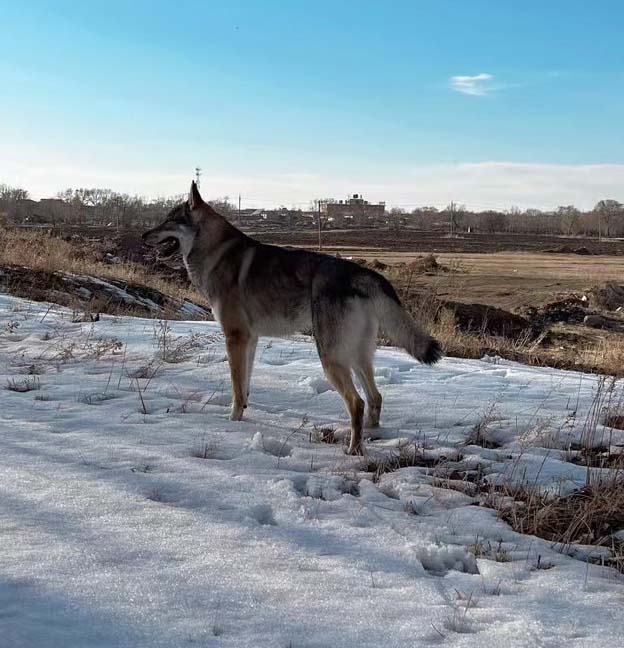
[[1, 0, 622, 209]]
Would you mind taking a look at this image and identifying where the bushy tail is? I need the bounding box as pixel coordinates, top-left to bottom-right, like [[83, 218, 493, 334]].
[[375, 292, 442, 365]]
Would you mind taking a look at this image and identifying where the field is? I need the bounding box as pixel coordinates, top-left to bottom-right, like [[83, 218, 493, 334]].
[[254, 228, 624, 375], [253, 228, 624, 255], [4, 225, 624, 376], [367, 251, 624, 310], [254, 228, 624, 309]]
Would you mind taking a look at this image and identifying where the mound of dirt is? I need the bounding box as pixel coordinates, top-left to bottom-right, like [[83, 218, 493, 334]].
[[370, 258, 388, 271], [407, 254, 440, 273], [523, 296, 590, 326], [543, 245, 592, 255], [441, 300, 536, 338], [0, 265, 211, 320]]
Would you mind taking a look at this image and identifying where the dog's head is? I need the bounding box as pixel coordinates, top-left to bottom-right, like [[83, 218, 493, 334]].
[[142, 181, 205, 263]]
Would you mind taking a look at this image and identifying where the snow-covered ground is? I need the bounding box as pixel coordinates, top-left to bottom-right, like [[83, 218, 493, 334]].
[[1, 293, 624, 647]]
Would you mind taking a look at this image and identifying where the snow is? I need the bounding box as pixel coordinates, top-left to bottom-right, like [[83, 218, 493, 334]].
[[1, 292, 624, 647]]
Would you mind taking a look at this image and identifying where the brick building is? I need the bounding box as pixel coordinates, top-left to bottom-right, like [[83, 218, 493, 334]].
[[323, 194, 385, 227]]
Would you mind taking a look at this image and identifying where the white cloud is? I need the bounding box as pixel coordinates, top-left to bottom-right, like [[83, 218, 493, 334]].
[[450, 73, 494, 96]]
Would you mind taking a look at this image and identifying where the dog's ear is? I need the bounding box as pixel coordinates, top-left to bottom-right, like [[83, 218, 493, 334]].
[[188, 181, 204, 210]]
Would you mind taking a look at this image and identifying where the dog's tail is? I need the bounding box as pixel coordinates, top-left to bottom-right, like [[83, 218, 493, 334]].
[[373, 278, 443, 365]]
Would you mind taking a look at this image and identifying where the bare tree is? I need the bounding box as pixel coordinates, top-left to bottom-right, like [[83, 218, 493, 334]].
[[594, 199, 624, 238], [0, 184, 29, 202], [556, 205, 582, 236]]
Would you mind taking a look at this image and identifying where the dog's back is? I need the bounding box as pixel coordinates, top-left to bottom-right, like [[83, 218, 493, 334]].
[[229, 241, 441, 366]]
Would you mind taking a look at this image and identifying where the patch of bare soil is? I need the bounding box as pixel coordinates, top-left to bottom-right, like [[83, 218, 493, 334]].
[[253, 228, 624, 255]]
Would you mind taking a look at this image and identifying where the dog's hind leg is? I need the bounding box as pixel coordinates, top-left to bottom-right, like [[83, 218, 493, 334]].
[[353, 317, 382, 428], [355, 361, 382, 428], [321, 357, 365, 455], [312, 289, 368, 453], [244, 336, 258, 405]]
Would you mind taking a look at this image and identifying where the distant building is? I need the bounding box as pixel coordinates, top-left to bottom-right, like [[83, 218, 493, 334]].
[[238, 208, 264, 224], [323, 194, 385, 227], [238, 207, 304, 229]]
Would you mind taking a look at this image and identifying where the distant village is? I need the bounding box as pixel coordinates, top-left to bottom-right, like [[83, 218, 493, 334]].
[[241, 195, 387, 229], [0, 189, 397, 231], [1, 183, 623, 237]]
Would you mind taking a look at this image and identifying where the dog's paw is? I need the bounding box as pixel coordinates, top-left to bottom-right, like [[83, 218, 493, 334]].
[[229, 406, 244, 421]]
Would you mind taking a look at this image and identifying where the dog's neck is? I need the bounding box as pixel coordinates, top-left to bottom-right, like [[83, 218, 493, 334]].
[[184, 209, 248, 290]]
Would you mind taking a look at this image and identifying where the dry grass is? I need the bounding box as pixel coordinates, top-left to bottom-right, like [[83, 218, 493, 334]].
[[360, 442, 456, 482], [310, 425, 339, 444], [465, 404, 502, 449], [152, 321, 223, 363], [0, 226, 199, 304], [491, 479, 624, 570], [474, 378, 624, 571]]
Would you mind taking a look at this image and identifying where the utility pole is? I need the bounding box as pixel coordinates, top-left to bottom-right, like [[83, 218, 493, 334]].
[[598, 211, 602, 242], [448, 201, 456, 237], [318, 200, 323, 251], [195, 166, 201, 189], [238, 194, 241, 224]]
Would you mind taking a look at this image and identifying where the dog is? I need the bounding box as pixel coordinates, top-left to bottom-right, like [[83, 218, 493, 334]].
[[143, 182, 442, 455]]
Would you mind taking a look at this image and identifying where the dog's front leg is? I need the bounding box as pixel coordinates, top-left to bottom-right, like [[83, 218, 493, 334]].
[[225, 333, 249, 421]]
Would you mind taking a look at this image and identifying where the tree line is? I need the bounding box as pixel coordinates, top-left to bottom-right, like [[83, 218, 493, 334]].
[[0, 185, 239, 229], [388, 200, 624, 237], [1, 183, 623, 237]]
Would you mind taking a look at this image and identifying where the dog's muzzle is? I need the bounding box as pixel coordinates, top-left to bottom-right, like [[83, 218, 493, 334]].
[[142, 228, 181, 260]]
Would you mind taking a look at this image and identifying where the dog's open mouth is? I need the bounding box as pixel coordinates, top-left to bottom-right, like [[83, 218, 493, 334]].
[[156, 237, 180, 259]]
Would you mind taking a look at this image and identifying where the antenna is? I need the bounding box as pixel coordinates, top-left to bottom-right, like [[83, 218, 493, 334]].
[[195, 166, 201, 188]]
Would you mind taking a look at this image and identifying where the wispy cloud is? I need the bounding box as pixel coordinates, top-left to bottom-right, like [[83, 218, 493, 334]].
[[450, 73, 494, 96]]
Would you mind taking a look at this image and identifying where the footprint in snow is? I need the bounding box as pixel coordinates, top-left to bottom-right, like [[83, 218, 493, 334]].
[[417, 545, 479, 577], [290, 475, 359, 500], [246, 504, 277, 526], [251, 432, 292, 458]]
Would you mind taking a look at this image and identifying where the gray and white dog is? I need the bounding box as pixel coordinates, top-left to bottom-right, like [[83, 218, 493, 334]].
[[143, 182, 441, 454]]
